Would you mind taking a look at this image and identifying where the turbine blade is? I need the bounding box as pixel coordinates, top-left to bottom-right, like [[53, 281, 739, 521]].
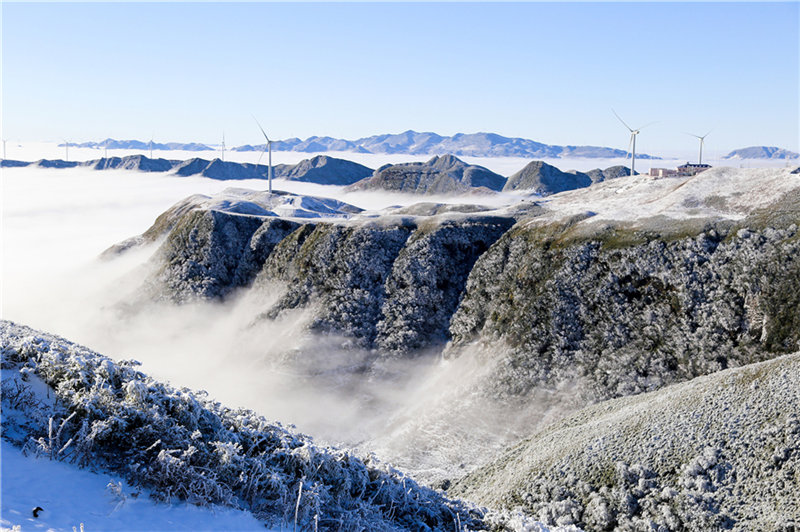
[[255, 145, 268, 175], [252, 115, 270, 143], [637, 121, 658, 130], [612, 109, 633, 131], [703, 129, 713, 139]]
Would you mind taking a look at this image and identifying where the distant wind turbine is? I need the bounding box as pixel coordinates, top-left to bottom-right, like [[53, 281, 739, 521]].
[[63, 139, 70, 162], [253, 116, 274, 194], [613, 110, 654, 176], [688, 130, 712, 165], [2, 139, 6, 160], [221, 131, 226, 162], [149, 135, 154, 159]]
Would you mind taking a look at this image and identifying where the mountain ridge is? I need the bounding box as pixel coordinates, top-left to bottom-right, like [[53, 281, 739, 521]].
[[61, 131, 662, 159]]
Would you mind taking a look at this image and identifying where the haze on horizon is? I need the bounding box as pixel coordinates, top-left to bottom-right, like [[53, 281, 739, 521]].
[[2, 2, 798, 155]]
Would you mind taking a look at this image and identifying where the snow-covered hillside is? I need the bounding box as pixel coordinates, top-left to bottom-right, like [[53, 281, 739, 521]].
[[536, 165, 800, 224], [453, 351, 800, 530]]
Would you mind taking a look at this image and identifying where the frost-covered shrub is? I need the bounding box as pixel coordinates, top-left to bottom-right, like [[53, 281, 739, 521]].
[[1, 321, 481, 531]]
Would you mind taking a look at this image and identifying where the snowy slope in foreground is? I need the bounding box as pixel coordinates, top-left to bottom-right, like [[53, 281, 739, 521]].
[[536, 165, 800, 224], [0, 320, 479, 531], [454, 351, 800, 530], [0, 439, 264, 531]]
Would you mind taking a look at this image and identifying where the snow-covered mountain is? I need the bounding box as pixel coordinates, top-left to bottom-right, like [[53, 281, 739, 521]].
[[723, 145, 799, 159], [233, 130, 663, 159]]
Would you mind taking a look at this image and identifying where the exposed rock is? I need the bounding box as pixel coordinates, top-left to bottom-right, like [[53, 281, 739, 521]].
[[91, 155, 175, 172], [584, 164, 633, 183], [276, 155, 372, 185], [348, 154, 506, 194], [503, 160, 592, 195]]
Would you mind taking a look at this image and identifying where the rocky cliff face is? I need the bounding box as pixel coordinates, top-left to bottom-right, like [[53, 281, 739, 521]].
[[120, 171, 800, 398], [140, 209, 516, 353], [446, 203, 800, 401]]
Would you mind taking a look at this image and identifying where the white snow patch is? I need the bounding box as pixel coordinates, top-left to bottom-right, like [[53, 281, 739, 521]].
[[0, 439, 266, 532]]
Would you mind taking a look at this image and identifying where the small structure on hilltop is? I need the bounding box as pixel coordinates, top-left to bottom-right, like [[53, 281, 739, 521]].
[[649, 168, 679, 178], [677, 162, 712, 176]]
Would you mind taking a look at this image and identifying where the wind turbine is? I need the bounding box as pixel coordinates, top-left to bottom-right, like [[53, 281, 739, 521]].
[[63, 139, 70, 162], [221, 131, 226, 161], [149, 134, 154, 159], [613, 110, 654, 176], [2, 139, 6, 160], [253, 116, 273, 194], [688, 130, 712, 165]]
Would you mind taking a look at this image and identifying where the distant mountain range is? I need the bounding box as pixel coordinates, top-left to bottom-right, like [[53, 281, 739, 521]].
[[235, 130, 660, 159], [64, 139, 214, 151], [65, 132, 659, 159], [723, 146, 799, 159]]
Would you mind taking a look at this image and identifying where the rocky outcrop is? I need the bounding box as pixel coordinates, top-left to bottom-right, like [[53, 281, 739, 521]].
[[348, 154, 506, 194], [276, 155, 372, 185], [452, 351, 800, 531], [503, 160, 592, 194], [584, 164, 632, 183]]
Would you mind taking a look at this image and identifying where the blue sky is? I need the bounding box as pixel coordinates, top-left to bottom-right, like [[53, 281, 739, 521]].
[[2, 2, 798, 155]]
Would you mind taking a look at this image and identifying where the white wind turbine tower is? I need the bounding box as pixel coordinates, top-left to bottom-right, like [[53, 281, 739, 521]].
[[253, 117, 274, 194], [688, 130, 712, 165], [149, 135, 154, 159], [63, 139, 70, 162], [613, 110, 654, 176], [221, 131, 226, 161], [2, 139, 6, 160]]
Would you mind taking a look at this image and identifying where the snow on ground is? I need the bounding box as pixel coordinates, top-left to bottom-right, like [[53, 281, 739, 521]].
[[535, 165, 800, 224], [0, 440, 266, 532]]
